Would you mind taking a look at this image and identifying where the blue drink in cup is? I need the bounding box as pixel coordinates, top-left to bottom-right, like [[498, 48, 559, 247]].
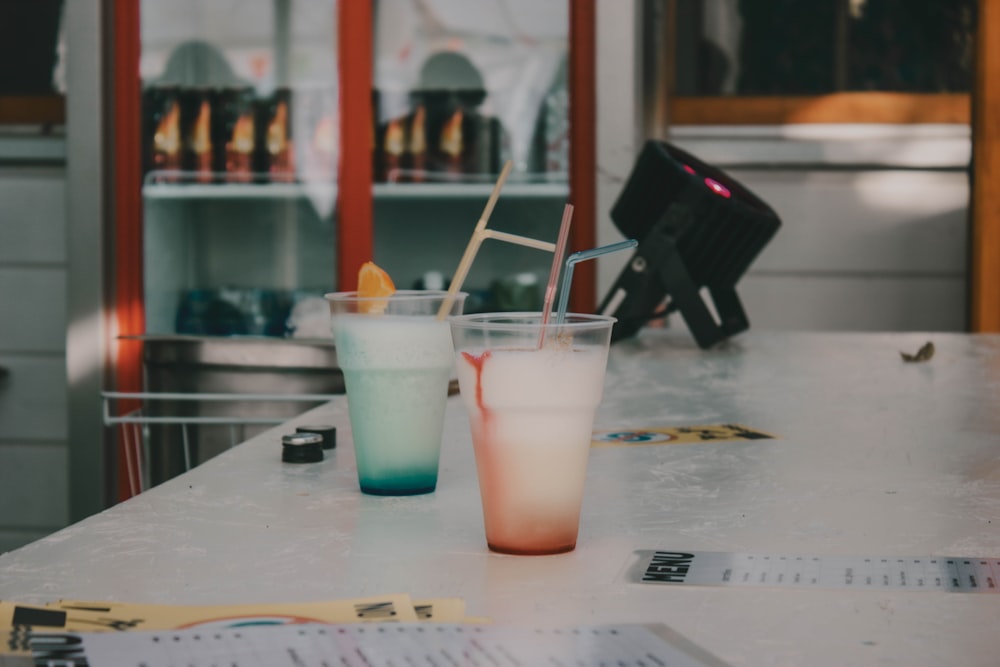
[[326, 290, 466, 495]]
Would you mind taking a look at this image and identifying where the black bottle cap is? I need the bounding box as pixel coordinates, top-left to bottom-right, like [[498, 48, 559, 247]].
[[296, 424, 337, 450], [281, 432, 324, 463]]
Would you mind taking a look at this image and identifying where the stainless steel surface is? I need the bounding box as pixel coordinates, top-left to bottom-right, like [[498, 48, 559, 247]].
[[102, 391, 342, 495], [136, 335, 343, 486]]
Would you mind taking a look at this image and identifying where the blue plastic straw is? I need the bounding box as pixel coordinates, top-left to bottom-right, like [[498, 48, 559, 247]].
[[554, 239, 639, 324]]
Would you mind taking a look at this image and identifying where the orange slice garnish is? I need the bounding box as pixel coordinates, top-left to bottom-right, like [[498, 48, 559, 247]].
[[357, 261, 395, 314]]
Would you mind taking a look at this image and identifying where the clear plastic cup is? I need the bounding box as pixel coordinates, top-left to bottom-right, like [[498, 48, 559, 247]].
[[449, 312, 615, 554], [326, 290, 466, 495]]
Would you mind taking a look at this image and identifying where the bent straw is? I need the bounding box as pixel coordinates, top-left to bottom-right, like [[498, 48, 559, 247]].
[[554, 239, 639, 325], [436, 161, 513, 320], [537, 204, 574, 348], [481, 229, 556, 252], [438, 229, 558, 320], [435, 161, 565, 319]]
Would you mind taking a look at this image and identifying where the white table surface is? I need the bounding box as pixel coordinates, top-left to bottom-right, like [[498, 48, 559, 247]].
[[3, 330, 1000, 666]]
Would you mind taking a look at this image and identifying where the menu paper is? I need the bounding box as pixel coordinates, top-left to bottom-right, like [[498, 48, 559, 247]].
[[630, 550, 1000, 592], [8, 623, 730, 667], [0, 596, 470, 665]]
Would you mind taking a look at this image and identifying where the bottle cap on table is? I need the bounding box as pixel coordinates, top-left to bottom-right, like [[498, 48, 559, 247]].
[[296, 424, 337, 450], [281, 432, 324, 463]]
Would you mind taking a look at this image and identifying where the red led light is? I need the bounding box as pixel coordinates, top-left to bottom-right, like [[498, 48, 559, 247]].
[[682, 163, 697, 175], [704, 177, 731, 198]]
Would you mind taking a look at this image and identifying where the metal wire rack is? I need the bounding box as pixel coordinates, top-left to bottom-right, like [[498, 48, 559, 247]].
[[102, 391, 340, 496]]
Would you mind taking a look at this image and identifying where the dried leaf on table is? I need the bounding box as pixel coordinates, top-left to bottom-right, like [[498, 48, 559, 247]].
[[900, 341, 935, 363]]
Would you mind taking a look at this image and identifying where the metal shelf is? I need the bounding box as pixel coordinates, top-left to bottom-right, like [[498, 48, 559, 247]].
[[374, 181, 568, 199], [141, 173, 568, 201], [143, 181, 335, 200]]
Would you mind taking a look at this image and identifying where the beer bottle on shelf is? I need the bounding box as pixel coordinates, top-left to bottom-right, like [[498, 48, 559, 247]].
[[261, 87, 295, 183], [408, 105, 427, 183], [144, 84, 182, 181], [439, 106, 465, 178], [218, 86, 257, 183], [180, 86, 217, 184], [383, 118, 405, 182]]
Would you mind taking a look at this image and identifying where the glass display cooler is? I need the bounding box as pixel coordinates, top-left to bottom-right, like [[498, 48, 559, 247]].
[[107, 0, 596, 497]]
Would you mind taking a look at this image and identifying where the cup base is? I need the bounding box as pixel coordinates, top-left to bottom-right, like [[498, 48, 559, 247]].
[[360, 484, 436, 496], [487, 541, 577, 556]]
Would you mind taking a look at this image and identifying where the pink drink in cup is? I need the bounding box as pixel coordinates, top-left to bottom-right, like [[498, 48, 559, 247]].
[[450, 313, 615, 555]]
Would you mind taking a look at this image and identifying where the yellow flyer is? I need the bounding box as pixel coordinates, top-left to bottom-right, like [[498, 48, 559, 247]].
[[0, 594, 418, 633], [592, 423, 776, 448], [412, 598, 466, 621]]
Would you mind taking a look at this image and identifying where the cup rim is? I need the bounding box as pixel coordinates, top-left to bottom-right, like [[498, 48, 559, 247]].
[[448, 311, 616, 331], [324, 289, 468, 303]]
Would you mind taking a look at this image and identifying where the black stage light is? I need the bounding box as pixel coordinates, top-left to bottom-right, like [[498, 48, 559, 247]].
[[598, 140, 781, 348]]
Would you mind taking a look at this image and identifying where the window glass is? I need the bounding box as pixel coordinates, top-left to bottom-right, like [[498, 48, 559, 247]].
[[674, 0, 975, 96], [372, 0, 568, 181]]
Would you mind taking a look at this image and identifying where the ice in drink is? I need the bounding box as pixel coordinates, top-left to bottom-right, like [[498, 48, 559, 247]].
[[335, 317, 453, 494], [327, 290, 465, 496], [450, 313, 614, 555]]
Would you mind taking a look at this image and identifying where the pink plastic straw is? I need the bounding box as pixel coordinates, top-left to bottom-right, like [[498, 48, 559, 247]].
[[538, 204, 574, 347]]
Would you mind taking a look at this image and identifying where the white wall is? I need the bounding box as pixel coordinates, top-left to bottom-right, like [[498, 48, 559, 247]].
[[0, 143, 70, 553], [726, 164, 968, 332], [594, 0, 643, 299], [675, 127, 969, 333]]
